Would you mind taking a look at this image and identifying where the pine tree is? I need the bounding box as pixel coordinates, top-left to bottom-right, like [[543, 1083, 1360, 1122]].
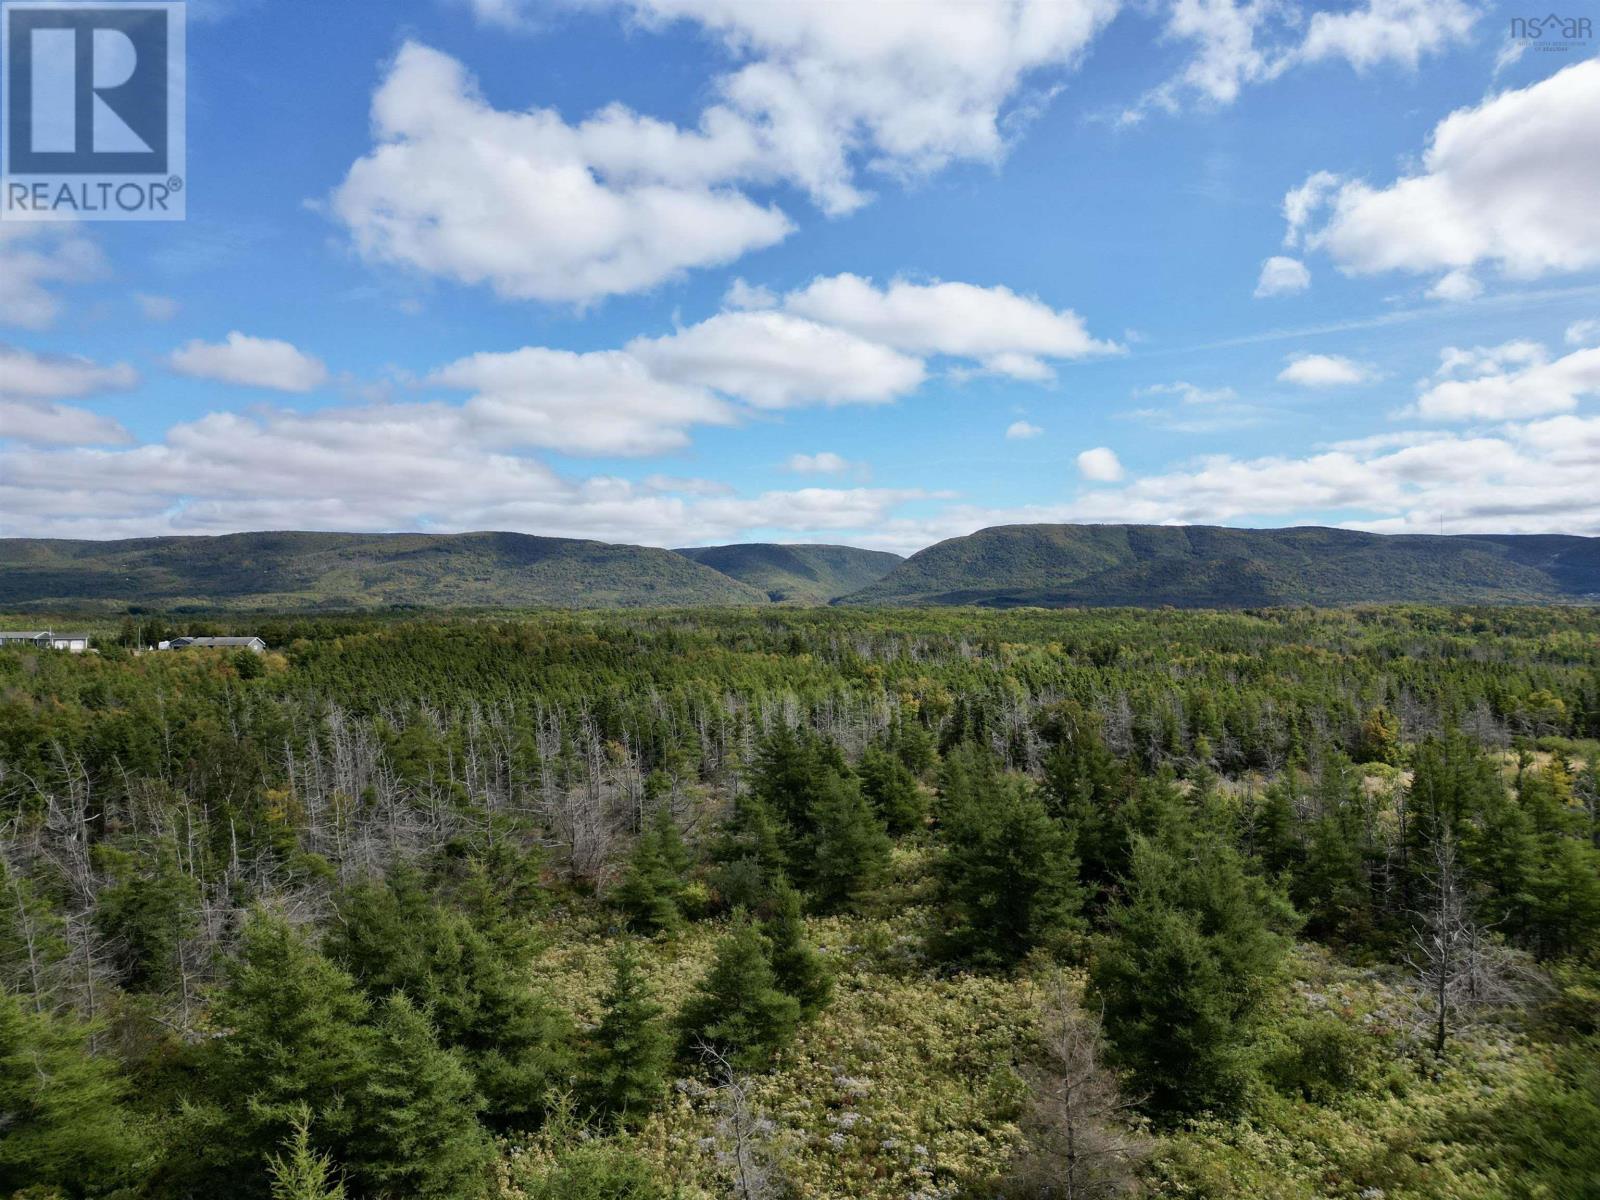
[[934, 754, 1083, 969], [0, 988, 140, 1196], [1090, 831, 1294, 1120], [679, 916, 801, 1071], [761, 882, 832, 1018], [348, 993, 493, 1200], [583, 941, 671, 1124], [710, 794, 789, 911]]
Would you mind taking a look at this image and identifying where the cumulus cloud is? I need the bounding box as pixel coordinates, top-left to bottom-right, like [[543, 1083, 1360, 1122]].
[[1425, 268, 1482, 302], [0, 224, 105, 330], [1254, 255, 1311, 297], [1414, 340, 1600, 421], [1286, 61, 1600, 287], [1297, 0, 1478, 70], [628, 310, 926, 408], [1006, 420, 1044, 439], [1077, 446, 1125, 481], [775, 273, 1120, 375], [1279, 353, 1374, 387], [170, 332, 329, 393], [335, 3, 1121, 304], [0, 346, 138, 398], [428, 346, 734, 456], [1565, 319, 1600, 347], [0, 400, 131, 446]]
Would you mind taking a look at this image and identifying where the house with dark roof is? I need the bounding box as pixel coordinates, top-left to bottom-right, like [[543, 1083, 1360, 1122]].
[[167, 635, 267, 652]]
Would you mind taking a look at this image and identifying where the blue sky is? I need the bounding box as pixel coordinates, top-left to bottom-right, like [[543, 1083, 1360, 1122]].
[[2, 0, 1597, 552]]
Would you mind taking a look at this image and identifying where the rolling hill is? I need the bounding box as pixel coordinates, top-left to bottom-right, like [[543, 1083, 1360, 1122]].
[[0, 531, 768, 611], [837, 524, 1600, 607], [674, 543, 903, 604]]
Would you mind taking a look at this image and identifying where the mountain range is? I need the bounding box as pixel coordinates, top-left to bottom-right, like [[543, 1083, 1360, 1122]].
[[1, 525, 1596, 612]]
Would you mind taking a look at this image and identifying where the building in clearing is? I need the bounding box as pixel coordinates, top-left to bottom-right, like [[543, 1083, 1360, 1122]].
[[167, 635, 267, 652], [0, 631, 89, 652]]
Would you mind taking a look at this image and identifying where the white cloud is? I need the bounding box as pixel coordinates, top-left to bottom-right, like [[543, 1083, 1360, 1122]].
[[1288, 61, 1600, 283], [776, 273, 1120, 371], [1565, 319, 1600, 347], [628, 310, 926, 408], [1125, 0, 1475, 120], [1425, 268, 1482, 302], [1254, 255, 1311, 297], [135, 293, 181, 321], [1139, 380, 1239, 405], [0, 224, 105, 330], [1297, 0, 1477, 71], [1077, 446, 1124, 481], [337, 3, 1124, 305], [1126, 382, 1264, 432], [170, 332, 329, 393], [0, 400, 131, 446], [428, 346, 735, 456], [1414, 341, 1600, 421], [1006, 420, 1044, 439], [1278, 353, 1374, 387], [0, 347, 138, 398], [786, 451, 854, 473], [330, 43, 793, 307]]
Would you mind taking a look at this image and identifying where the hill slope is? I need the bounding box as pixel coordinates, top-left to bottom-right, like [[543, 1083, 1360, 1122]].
[[675, 543, 903, 603], [838, 524, 1600, 607], [0, 532, 768, 611]]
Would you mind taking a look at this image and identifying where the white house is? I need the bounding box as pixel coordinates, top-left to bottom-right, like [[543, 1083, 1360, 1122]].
[[168, 635, 267, 652], [0, 630, 89, 652]]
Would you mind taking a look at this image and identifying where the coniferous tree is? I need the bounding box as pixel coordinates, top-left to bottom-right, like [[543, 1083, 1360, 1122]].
[[808, 770, 891, 912], [711, 793, 790, 911], [348, 993, 493, 1200], [679, 916, 800, 1071], [267, 1109, 346, 1200], [0, 988, 140, 1196], [934, 749, 1083, 969], [201, 912, 377, 1195], [1090, 830, 1294, 1120], [761, 881, 832, 1018], [858, 745, 926, 836], [614, 805, 689, 935], [583, 941, 671, 1125]]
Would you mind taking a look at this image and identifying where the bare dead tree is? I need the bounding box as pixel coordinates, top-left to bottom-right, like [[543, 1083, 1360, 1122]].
[[1008, 979, 1149, 1200], [698, 1043, 790, 1200], [1406, 833, 1536, 1060]]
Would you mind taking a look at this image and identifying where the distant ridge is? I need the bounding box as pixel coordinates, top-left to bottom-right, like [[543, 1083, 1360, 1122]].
[[2, 525, 1597, 612], [837, 524, 1600, 608], [0, 531, 767, 611], [675, 543, 902, 604]]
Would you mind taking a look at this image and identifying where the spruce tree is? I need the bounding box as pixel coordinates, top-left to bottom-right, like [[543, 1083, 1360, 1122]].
[[762, 881, 832, 1018], [348, 993, 493, 1200], [0, 988, 140, 1196], [614, 805, 689, 935], [1090, 831, 1295, 1120], [583, 941, 671, 1124], [267, 1110, 346, 1200], [204, 912, 377, 1195], [679, 916, 800, 1071], [858, 745, 926, 836], [808, 769, 891, 912], [934, 755, 1083, 969]]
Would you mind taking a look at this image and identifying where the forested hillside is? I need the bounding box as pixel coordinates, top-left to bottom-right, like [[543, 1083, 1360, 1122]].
[[675, 543, 903, 603], [2, 606, 1598, 1199], [842, 524, 1600, 607], [0, 531, 767, 611]]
